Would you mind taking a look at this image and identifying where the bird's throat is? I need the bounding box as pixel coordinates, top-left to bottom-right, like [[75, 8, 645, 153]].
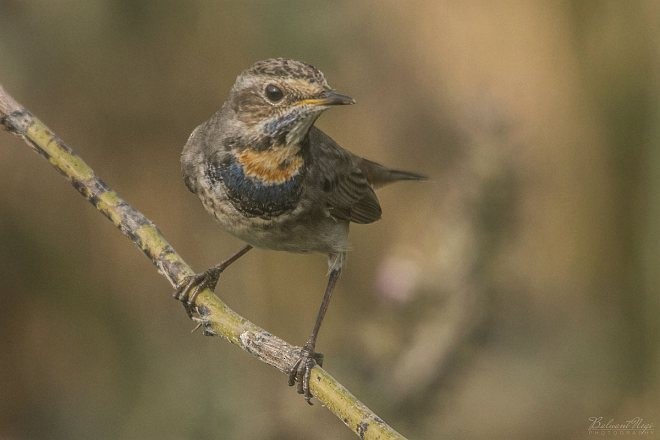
[[285, 112, 318, 146]]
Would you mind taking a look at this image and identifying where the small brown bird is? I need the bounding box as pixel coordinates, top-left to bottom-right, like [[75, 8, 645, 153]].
[[177, 58, 425, 402]]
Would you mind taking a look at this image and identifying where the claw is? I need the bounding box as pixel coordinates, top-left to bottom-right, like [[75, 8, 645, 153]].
[[173, 267, 221, 317], [172, 245, 253, 319], [288, 343, 324, 404]]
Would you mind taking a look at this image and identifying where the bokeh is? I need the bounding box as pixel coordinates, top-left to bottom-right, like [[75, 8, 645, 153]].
[[1, 1, 658, 439]]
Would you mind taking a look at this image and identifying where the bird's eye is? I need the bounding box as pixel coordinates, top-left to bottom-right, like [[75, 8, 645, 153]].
[[265, 84, 284, 102]]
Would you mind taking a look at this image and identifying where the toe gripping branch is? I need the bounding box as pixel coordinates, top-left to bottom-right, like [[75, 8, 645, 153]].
[[174, 266, 222, 317], [288, 341, 325, 404], [173, 244, 253, 317]]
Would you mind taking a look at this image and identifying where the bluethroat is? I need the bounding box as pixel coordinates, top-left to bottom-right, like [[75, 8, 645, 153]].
[[177, 58, 425, 403]]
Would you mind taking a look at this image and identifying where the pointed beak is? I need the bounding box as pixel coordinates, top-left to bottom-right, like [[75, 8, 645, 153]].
[[298, 90, 356, 107]]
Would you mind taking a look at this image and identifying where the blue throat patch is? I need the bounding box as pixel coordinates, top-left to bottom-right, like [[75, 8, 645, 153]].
[[207, 159, 303, 218]]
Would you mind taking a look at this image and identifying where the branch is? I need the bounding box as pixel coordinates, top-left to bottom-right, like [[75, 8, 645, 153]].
[[0, 84, 406, 440]]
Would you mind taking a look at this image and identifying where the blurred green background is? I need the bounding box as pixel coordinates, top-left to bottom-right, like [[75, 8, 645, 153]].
[[1, 1, 658, 439]]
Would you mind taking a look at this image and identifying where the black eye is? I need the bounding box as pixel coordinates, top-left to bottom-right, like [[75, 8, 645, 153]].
[[265, 84, 284, 102]]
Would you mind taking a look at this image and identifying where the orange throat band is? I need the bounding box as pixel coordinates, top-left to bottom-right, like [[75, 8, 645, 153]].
[[236, 144, 304, 184]]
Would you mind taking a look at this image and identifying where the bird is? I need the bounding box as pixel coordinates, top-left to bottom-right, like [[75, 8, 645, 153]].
[[177, 57, 425, 403]]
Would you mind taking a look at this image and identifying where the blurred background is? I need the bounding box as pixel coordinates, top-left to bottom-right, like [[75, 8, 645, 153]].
[[1, 1, 658, 439]]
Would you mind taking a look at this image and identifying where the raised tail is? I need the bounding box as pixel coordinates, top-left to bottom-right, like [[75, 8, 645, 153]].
[[359, 158, 427, 189]]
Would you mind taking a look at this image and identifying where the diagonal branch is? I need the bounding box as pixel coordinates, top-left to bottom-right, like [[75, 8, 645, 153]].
[[0, 84, 406, 440]]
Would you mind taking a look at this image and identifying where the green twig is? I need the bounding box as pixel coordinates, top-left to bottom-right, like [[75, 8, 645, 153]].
[[0, 84, 406, 440]]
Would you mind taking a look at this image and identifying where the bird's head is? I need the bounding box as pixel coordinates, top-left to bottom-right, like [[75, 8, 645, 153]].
[[227, 58, 354, 148]]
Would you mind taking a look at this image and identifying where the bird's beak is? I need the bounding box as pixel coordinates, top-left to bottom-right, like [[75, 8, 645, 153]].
[[298, 90, 356, 107]]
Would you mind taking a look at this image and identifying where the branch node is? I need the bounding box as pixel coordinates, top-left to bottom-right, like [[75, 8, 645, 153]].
[[1, 109, 31, 135]]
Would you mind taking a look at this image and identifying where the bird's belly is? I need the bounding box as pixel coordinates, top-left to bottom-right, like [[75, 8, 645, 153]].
[[198, 181, 349, 254], [237, 222, 349, 254]]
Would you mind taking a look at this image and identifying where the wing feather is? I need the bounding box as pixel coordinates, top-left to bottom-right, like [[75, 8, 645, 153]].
[[308, 127, 382, 224]]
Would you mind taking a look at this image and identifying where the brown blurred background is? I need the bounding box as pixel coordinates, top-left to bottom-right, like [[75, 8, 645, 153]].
[[1, 1, 658, 439]]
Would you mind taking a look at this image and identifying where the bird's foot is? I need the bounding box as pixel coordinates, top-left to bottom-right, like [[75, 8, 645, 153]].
[[173, 267, 222, 318], [288, 341, 324, 404]]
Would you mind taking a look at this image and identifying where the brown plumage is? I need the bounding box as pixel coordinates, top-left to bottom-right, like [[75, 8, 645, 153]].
[[177, 58, 425, 403]]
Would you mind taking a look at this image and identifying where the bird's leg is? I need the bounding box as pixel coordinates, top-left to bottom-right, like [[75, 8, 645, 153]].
[[174, 244, 253, 317], [289, 261, 342, 404]]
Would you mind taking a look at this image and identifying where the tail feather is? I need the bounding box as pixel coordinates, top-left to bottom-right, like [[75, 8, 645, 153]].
[[359, 158, 427, 189]]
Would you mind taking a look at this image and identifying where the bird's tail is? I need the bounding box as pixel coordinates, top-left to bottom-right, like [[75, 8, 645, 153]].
[[359, 158, 427, 189]]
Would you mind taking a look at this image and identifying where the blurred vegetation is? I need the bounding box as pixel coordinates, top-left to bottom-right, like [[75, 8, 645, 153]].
[[1, 1, 658, 439]]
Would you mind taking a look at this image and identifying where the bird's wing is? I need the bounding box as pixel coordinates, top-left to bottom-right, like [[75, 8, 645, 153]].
[[308, 127, 382, 224]]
